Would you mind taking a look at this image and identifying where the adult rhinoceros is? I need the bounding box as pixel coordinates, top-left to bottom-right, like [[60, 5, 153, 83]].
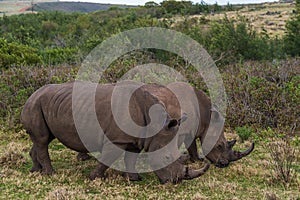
[[21, 81, 210, 184]]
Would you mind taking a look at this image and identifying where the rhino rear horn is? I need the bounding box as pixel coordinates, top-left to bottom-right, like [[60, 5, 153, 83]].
[[227, 140, 237, 149], [230, 143, 255, 161], [183, 163, 210, 180]]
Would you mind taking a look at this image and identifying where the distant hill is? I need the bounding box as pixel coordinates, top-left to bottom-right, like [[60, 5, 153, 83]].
[[28, 2, 136, 13]]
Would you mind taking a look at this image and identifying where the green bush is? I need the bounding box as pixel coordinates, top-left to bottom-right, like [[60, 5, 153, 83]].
[[235, 126, 253, 142], [41, 47, 79, 65], [0, 38, 42, 68], [203, 16, 283, 64], [223, 59, 300, 130]]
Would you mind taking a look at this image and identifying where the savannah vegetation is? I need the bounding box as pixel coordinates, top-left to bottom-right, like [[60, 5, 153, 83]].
[[0, 0, 299, 199]]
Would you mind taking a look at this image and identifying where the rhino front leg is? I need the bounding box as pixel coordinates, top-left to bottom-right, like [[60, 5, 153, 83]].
[[185, 139, 203, 162], [89, 162, 109, 180], [89, 143, 124, 180], [77, 152, 92, 161], [124, 150, 142, 181]]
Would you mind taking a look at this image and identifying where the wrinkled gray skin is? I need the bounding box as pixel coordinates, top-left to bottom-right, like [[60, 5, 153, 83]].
[[142, 82, 254, 168], [21, 82, 210, 184]]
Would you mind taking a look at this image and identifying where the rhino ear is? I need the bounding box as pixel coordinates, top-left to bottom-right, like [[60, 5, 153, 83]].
[[178, 112, 188, 126]]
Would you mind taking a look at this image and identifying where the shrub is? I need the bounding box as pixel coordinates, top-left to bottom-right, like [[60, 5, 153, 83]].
[[284, 0, 300, 57], [223, 58, 300, 129], [0, 65, 77, 130], [263, 129, 299, 188], [180, 15, 284, 64], [41, 47, 79, 66], [0, 38, 42, 68], [235, 126, 253, 142]]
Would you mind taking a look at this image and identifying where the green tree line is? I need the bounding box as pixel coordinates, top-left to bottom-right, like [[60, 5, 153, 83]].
[[0, 0, 299, 68]]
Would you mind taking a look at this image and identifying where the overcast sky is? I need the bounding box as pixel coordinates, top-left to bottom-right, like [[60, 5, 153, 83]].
[[64, 0, 279, 6]]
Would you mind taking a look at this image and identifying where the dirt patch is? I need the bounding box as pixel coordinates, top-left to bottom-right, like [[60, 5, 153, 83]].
[[19, 6, 31, 12]]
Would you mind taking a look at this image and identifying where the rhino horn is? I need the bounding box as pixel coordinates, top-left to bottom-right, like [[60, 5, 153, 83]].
[[227, 139, 237, 149], [183, 163, 210, 180], [229, 143, 255, 161]]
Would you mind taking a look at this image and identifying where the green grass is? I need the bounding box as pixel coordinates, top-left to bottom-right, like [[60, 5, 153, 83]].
[[0, 129, 299, 199]]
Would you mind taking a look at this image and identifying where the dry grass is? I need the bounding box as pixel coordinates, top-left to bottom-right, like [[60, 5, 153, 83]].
[[0, 0, 57, 17], [0, 1, 32, 17], [175, 2, 295, 38], [214, 2, 293, 37], [0, 129, 299, 199]]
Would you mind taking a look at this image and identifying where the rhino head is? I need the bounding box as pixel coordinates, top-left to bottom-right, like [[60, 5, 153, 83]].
[[202, 108, 254, 168], [147, 114, 210, 184], [205, 137, 254, 168]]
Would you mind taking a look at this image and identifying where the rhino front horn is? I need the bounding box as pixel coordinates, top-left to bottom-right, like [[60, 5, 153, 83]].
[[183, 163, 210, 180], [230, 143, 255, 161]]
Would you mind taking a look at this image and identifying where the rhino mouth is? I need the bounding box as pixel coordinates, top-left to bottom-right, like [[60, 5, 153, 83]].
[[214, 162, 229, 168], [205, 157, 229, 168]]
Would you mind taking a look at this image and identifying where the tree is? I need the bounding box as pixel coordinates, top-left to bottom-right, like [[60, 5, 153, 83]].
[[160, 0, 192, 15], [284, 0, 300, 56], [145, 1, 159, 7]]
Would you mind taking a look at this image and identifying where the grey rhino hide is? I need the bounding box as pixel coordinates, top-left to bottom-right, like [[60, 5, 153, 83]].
[[140, 82, 254, 167]]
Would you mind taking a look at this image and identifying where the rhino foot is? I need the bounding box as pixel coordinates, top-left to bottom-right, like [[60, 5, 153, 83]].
[[124, 172, 142, 181], [89, 171, 106, 180], [30, 164, 42, 173], [41, 168, 54, 175], [30, 168, 42, 173], [89, 163, 108, 180], [178, 154, 190, 164], [77, 152, 92, 161]]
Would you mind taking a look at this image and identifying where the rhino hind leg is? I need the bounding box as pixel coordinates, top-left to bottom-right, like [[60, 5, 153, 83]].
[[186, 139, 202, 163], [36, 143, 54, 175], [28, 125, 55, 175], [29, 144, 42, 172]]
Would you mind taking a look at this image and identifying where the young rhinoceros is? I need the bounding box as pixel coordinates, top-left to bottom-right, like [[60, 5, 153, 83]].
[[141, 82, 255, 167], [21, 81, 210, 184]]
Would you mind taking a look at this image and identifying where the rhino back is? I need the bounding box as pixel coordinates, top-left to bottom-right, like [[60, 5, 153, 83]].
[[21, 82, 160, 153], [21, 82, 90, 152]]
